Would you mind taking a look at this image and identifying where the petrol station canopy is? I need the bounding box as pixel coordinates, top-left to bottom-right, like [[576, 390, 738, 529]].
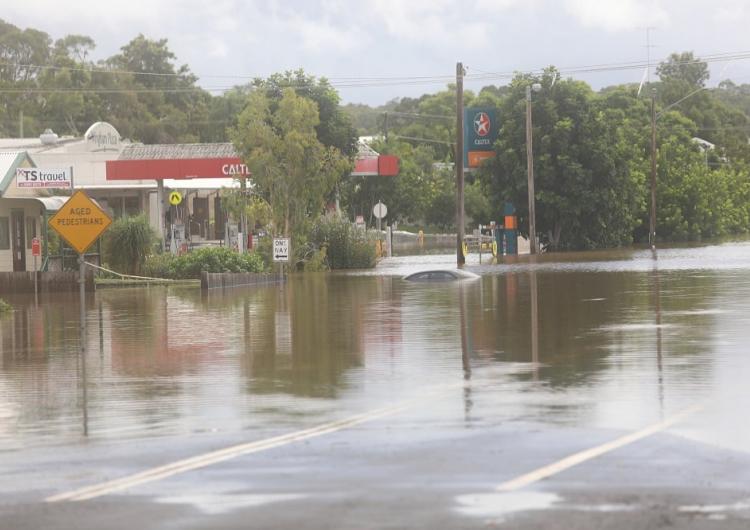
[[106, 142, 399, 181]]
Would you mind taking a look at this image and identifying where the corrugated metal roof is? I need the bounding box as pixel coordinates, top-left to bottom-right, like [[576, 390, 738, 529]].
[[119, 143, 238, 160], [34, 196, 71, 212]]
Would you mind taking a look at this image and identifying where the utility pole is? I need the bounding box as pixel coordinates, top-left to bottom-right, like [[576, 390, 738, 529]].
[[650, 89, 657, 249], [525, 85, 538, 254], [456, 62, 466, 266], [384, 112, 389, 142]]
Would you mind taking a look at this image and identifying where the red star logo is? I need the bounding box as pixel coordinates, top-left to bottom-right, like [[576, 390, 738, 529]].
[[474, 112, 491, 137]]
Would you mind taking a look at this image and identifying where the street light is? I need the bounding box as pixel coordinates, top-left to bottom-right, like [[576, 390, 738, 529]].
[[525, 82, 542, 254]]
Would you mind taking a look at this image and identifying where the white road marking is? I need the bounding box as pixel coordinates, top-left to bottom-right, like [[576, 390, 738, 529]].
[[46, 385, 462, 503], [496, 403, 705, 492]]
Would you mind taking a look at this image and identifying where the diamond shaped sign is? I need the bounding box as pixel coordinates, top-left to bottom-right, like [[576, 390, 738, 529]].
[[48, 190, 112, 254]]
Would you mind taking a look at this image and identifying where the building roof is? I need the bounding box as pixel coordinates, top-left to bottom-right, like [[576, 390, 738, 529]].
[[0, 151, 34, 196], [0, 136, 83, 153], [119, 143, 237, 160]]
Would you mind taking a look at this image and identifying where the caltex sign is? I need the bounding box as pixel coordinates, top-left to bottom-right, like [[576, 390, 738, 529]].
[[464, 108, 499, 169]]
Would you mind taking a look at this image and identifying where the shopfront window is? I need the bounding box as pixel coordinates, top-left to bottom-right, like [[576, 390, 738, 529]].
[[0, 217, 9, 250], [26, 217, 37, 248]]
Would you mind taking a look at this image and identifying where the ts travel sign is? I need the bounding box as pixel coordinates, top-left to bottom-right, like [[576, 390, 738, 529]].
[[48, 191, 112, 254], [16, 167, 72, 188], [464, 108, 499, 169]]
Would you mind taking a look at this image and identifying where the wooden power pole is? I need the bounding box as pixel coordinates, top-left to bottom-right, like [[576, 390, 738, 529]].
[[456, 62, 465, 266], [650, 89, 657, 249], [525, 86, 537, 255]]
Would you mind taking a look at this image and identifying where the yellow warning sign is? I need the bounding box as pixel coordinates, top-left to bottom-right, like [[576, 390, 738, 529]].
[[169, 191, 182, 206], [48, 190, 112, 255]]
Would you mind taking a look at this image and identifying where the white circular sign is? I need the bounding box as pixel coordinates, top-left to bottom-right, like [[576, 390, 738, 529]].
[[372, 201, 388, 219]]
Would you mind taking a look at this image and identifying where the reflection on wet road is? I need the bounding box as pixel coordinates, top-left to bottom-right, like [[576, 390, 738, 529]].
[[2, 242, 750, 528]]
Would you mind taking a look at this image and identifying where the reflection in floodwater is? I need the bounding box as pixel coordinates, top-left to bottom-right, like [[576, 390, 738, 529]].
[[2, 243, 750, 449]]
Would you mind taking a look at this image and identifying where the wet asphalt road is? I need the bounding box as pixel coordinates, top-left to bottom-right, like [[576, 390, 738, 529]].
[[2, 244, 750, 528]]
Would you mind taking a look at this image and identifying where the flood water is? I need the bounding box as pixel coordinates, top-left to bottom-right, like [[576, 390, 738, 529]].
[[2, 242, 750, 454]]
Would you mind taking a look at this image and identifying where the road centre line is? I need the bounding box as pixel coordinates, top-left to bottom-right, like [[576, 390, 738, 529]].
[[496, 403, 705, 492], [46, 384, 464, 503]]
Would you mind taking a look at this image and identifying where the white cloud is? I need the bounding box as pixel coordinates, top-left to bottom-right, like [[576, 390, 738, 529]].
[[474, 0, 525, 12], [564, 0, 670, 31], [287, 16, 368, 54], [714, 0, 748, 24]]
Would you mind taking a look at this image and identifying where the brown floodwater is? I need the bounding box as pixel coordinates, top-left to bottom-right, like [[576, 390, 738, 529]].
[[2, 242, 750, 453]]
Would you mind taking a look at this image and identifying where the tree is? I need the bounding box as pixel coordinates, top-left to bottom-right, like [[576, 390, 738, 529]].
[[656, 52, 709, 88], [251, 70, 358, 156], [481, 70, 646, 250], [230, 88, 351, 238]]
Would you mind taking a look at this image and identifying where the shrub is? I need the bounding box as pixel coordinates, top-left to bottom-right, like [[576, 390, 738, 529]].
[[143, 247, 267, 279], [309, 215, 377, 269], [0, 299, 11, 313], [103, 215, 156, 275]]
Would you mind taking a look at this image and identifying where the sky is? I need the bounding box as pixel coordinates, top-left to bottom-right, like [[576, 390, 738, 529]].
[[4, 0, 750, 105]]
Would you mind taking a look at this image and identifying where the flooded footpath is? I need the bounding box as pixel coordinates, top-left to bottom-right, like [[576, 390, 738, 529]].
[[1, 242, 750, 529]]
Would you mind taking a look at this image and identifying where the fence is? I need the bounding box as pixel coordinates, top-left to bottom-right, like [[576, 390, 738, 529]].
[[0, 271, 94, 294], [200, 271, 285, 291]]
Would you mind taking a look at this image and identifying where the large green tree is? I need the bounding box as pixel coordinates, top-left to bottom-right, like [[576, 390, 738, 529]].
[[482, 70, 646, 250], [230, 88, 351, 237]]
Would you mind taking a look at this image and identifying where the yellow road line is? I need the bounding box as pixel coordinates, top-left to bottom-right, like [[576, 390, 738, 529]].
[[47, 385, 462, 503], [496, 403, 705, 492]]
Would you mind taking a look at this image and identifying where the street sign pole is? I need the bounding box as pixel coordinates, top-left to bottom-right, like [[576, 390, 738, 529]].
[[79, 252, 88, 436], [32, 237, 40, 306], [48, 191, 109, 439], [33, 253, 38, 306]]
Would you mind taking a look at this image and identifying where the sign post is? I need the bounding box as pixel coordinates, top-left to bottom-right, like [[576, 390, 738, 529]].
[[48, 190, 112, 358], [273, 237, 290, 277], [169, 191, 183, 206], [372, 201, 387, 233], [31, 237, 40, 305], [464, 108, 499, 169]]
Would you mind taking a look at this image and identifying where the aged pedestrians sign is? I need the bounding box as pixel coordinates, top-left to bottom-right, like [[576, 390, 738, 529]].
[[48, 190, 112, 254]]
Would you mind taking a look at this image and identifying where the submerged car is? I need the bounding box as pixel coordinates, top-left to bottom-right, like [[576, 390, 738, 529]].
[[402, 269, 480, 282]]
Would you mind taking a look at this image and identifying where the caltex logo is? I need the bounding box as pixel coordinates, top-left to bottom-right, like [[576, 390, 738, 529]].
[[473, 112, 491, 137]]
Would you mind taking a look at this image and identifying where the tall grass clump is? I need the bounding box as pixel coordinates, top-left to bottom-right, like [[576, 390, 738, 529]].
[[309, 215, 377, 269], [103, 215, 156, 275], [0, 299, 12, 313]]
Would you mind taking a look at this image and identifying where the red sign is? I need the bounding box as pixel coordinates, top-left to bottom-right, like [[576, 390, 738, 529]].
[[31, 237, 41, 257], [106, 158, 249, 181], [107, 155, 400, 180]]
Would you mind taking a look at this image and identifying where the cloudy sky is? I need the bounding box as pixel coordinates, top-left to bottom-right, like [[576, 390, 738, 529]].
[[4, 0, 750, 104]]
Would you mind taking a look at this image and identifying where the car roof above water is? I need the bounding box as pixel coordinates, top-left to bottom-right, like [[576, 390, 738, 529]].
[[402, 269, 480, 282]]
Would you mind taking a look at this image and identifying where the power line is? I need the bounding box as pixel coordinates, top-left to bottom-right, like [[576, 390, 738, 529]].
[[3, 48, 750, 92], [391, 134, 455, 146]]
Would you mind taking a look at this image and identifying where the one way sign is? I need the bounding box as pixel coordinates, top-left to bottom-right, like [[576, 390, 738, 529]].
[[273, 238, 290, 262]]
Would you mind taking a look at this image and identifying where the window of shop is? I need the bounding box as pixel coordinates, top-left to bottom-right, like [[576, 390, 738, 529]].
[[111, 196, 141, 218], [0, 217, 9, 250], [125, 196, 140, 217], [26, 217, 37, 248]]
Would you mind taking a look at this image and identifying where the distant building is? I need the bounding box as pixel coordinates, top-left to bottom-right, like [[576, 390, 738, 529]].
[[0, 124, 399, 272]]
